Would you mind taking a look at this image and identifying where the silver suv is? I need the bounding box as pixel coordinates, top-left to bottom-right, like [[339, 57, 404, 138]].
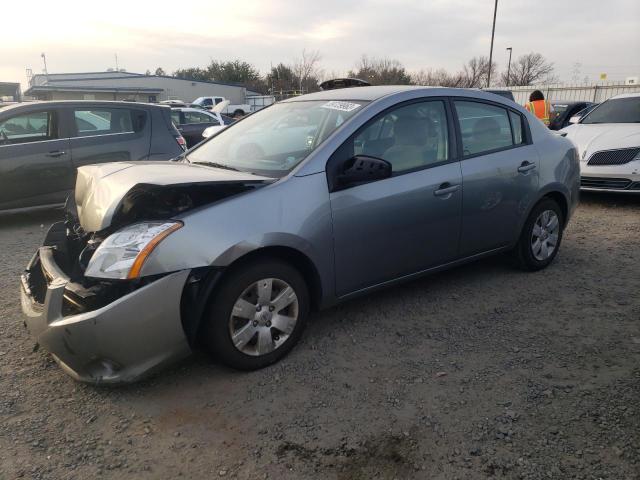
[[21, 87, 580, 383]]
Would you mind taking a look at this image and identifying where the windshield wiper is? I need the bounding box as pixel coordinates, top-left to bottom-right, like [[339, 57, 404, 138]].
[[192, 161, 241, 172]]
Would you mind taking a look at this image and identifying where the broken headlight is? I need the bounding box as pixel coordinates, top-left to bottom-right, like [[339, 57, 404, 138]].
[[84, 222, 182, 279]]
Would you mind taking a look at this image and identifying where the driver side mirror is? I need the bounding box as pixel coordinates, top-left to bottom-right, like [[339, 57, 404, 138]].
[[337, 155, 392, 188]]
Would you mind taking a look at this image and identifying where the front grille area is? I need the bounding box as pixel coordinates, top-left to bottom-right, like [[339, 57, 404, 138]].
[[587, 148, 640, 166], [580, 177, 633, 190]]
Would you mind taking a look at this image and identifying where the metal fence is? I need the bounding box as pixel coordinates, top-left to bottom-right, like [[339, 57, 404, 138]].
[[509, 82, 640, 104]]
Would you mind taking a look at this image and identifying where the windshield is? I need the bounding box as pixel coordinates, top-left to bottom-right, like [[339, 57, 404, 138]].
[[582, 97, 640, 124], [187, 100, 366, 177]]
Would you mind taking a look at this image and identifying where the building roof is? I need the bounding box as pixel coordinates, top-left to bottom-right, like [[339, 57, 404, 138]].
[[24, 85, 163, 96], [30, 71, 247, 89]]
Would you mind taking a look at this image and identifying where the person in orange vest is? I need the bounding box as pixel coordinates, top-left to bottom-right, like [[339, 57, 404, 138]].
[[524, 90, 553, 126]]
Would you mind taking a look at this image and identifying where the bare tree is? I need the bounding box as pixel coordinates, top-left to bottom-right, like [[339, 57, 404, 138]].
[[411, 68, 464, 87], [502, 53, 555, 86], [293, 49, 322, 93], [348, 55, 412, 85], [460, 56, 497, 88]]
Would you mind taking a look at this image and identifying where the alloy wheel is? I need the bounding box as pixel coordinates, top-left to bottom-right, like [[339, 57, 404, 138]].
[[530, 210, 560, 261], [228, 278, 299, 356]]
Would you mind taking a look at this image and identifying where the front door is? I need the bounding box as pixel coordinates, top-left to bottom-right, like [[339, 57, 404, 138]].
[[452, 99, 540, 256], [329, 99, 463, 296], [0, 108, 73, 210]]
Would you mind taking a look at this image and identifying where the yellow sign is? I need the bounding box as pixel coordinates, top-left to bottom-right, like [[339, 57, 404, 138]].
[[600, 73, 607, 80]]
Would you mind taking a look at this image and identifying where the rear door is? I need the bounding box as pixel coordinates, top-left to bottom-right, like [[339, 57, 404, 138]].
[[65, 105, 151, 169], [452, 99, 539, 256], [0, 107, 73, 210]]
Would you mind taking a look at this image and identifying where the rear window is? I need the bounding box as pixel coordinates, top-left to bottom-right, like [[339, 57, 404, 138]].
[[73, 108, 146, 136], [454, 101, 514, 156]]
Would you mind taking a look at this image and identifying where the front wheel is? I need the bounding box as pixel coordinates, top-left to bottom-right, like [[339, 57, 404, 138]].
[[201, 259, 309, 370], [513, 198, 564, 271]]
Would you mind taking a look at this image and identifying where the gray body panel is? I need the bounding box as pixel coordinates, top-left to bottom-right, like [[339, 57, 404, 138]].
[[21, 247, 191, 384], [330, 162, 462, 295], [20, 87, 580, 383], [458, 144, 540, 256]]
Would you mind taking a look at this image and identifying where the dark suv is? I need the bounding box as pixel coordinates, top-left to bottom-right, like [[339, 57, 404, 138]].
[[0, 101, 185, 213]]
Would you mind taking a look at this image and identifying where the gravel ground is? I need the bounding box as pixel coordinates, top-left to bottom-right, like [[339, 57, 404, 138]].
[[1, 193, 639, 480]]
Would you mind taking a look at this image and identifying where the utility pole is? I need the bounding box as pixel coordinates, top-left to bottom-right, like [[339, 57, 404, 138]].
[[115, 53, 119, 72], [506, 47, 512, 86], [487, 0, 498, 88], [41, 53, 49, 78]]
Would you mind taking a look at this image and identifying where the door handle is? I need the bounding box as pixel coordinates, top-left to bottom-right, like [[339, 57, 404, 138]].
[[434, 183, 460, 197], [46, 150, 65, 158], [517, 161, 536, 173]]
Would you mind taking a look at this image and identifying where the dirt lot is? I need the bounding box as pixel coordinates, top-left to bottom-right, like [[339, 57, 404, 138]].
[[0, 193, 639, 480]]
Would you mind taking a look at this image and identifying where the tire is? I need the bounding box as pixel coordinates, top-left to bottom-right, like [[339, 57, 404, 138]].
[[233, 109, 245, 117], [201, 259, 309, 370], [513, 198, 564, 271]]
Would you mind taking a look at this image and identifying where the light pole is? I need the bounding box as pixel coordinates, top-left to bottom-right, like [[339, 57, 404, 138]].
[[506, 47, 513, 86], [41, 52, 49, 77], [487, 0, 498, 87]]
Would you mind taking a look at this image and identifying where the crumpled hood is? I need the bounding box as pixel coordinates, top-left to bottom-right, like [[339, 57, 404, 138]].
[[75, 161, 271, 232], [561, 124, 640, 160]]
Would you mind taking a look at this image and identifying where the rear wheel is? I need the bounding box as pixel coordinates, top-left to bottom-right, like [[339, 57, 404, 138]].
[[513, 198, 564, 271], [202, 259, 309, 370], [233, 109, 245, 117]]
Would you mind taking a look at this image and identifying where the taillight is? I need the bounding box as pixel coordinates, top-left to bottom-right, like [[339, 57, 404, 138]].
[[175, 135, 187, 150]]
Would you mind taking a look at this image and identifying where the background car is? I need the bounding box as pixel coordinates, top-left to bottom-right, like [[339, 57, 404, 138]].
[[21, 86, 579, 383], [483, 89, 516, 102], [548, 100, 595, 130], [561, 93, 640, 192], [568, 103, 599, 125], [0, 101, 185, 213], [171, 107, 235, 148]]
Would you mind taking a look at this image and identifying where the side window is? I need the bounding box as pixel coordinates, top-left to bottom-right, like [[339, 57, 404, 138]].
[[73, 108, 135, 136], [454, 101, 513, 156], [509, 110, 525, 145], [202, 98, 213, 107], [171, 110, 181, 125], [0, 111, 57, 145], [184, 111, 217, 124], [352, 101, 449, 174]]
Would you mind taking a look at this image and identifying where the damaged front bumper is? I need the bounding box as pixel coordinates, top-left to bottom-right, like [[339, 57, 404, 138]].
[[20, 244, 192, 384]]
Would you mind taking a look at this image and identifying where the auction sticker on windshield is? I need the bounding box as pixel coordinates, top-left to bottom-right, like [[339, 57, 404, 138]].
[[321, 101, 361, 112]]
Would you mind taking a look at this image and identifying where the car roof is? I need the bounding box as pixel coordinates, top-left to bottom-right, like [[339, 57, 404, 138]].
[[550, 100, 591, 105], [0, 100, 164, 114], [281, 85, 519, 105], [610, 92, 640, 100], [171, 107, 214, 113], [283, 85, 432, 102]]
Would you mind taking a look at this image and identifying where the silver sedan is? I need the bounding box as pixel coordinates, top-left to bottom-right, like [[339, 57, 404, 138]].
[[21, 86, 580, 383]]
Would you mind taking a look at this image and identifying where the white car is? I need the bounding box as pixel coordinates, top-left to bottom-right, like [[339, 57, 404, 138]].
[[561, 93, 640, 193]]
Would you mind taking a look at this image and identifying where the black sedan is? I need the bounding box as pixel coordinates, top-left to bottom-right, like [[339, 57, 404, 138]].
[[549, 101, 595, 130], [170, 108, 235, 148]]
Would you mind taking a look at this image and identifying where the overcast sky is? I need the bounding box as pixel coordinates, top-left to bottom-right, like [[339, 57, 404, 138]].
[[3, 0, 639, 88]]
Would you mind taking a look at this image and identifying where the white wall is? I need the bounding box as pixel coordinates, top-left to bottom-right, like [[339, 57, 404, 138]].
[[510, 82, 640, 104]]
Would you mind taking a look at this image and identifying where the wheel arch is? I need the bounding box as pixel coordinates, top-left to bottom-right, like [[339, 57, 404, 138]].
[[515, 185, 571, 246], [220, 246, 324, 310], [181, 245, 325, 346]]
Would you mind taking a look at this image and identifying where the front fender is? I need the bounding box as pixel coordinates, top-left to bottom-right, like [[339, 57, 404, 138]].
[[137, 173, 336, 303]]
